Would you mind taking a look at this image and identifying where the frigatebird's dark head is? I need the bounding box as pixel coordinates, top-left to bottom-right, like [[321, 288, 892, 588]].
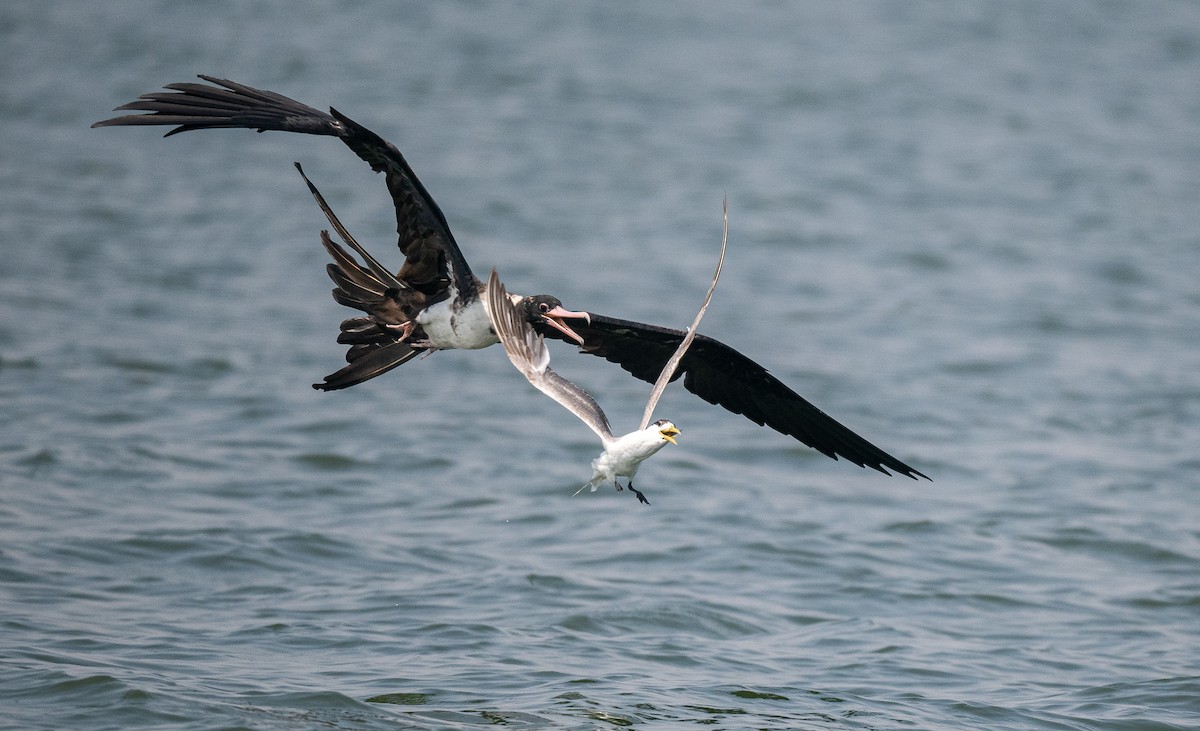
[[520, 295, 590, 345]]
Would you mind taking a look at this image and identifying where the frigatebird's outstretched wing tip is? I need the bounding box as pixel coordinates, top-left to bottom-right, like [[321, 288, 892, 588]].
[[830, 438, 931, 482], [902, 464, 933, 482]]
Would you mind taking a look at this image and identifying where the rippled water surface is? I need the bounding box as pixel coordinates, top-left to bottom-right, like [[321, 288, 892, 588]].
[[3, 2, 1199, 729]]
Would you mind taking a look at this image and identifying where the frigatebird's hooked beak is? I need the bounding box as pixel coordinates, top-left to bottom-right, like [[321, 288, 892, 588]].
[[541, 307, 590, 345]]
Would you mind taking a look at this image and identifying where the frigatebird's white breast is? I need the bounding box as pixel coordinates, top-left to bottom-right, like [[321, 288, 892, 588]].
[[94, 75, 929, 481]]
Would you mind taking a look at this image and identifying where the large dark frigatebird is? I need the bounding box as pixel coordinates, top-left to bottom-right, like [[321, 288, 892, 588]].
[[94, 76, 928, 481]]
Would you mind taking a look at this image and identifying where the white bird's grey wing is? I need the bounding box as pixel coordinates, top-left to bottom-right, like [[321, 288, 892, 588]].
[[486, 270, 614, 442], [639, 197, 729, 431]]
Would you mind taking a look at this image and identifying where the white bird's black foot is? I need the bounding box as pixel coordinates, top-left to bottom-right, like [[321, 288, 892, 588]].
[[610, 479, 649, 505], [628, 481, 650, 506]]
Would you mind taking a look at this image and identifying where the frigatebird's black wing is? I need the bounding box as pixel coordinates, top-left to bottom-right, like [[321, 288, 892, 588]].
[[93, 75, 476, 304], [539, 313, 929, 480]]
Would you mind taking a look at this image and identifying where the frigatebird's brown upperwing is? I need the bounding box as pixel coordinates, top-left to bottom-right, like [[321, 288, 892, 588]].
[[92, 75, 477, 307], [93, 75, 484, 390], [536, 313, 930, 480]]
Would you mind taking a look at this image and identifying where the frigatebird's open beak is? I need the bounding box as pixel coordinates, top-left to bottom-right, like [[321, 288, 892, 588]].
[[541, 307, 590, 345]]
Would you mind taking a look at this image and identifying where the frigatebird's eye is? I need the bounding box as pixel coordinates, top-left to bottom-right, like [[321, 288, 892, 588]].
[[538, 302, 551, 314]]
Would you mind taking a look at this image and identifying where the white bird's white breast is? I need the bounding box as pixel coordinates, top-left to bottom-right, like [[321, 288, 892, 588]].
[[592, 428, 671, 481]]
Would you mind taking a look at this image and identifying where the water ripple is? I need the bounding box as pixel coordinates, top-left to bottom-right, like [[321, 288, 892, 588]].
[[4, 2, 1200, 730]]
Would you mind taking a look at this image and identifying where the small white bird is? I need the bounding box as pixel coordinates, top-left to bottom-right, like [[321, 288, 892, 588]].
[[486, 203, 727, 505], [582, 418, 682, 503]]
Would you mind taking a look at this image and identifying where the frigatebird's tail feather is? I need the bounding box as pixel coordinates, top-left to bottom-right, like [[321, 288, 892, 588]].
[[297, 164, 409, 293], [313, 341, 420, 391], [319, 234, 387, 300], [334, 317, 393, 346], [319, 231, 391, 306], [317, 228, 412, 326], [326, 263, 386, 307], [313, 231, 425, 389]]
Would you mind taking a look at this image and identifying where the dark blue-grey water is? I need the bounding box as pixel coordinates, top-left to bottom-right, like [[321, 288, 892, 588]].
[[3, 2, 1199, 729]]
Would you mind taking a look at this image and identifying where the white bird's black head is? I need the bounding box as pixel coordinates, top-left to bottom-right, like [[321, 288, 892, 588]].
[[521, 295, 590, 345]]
